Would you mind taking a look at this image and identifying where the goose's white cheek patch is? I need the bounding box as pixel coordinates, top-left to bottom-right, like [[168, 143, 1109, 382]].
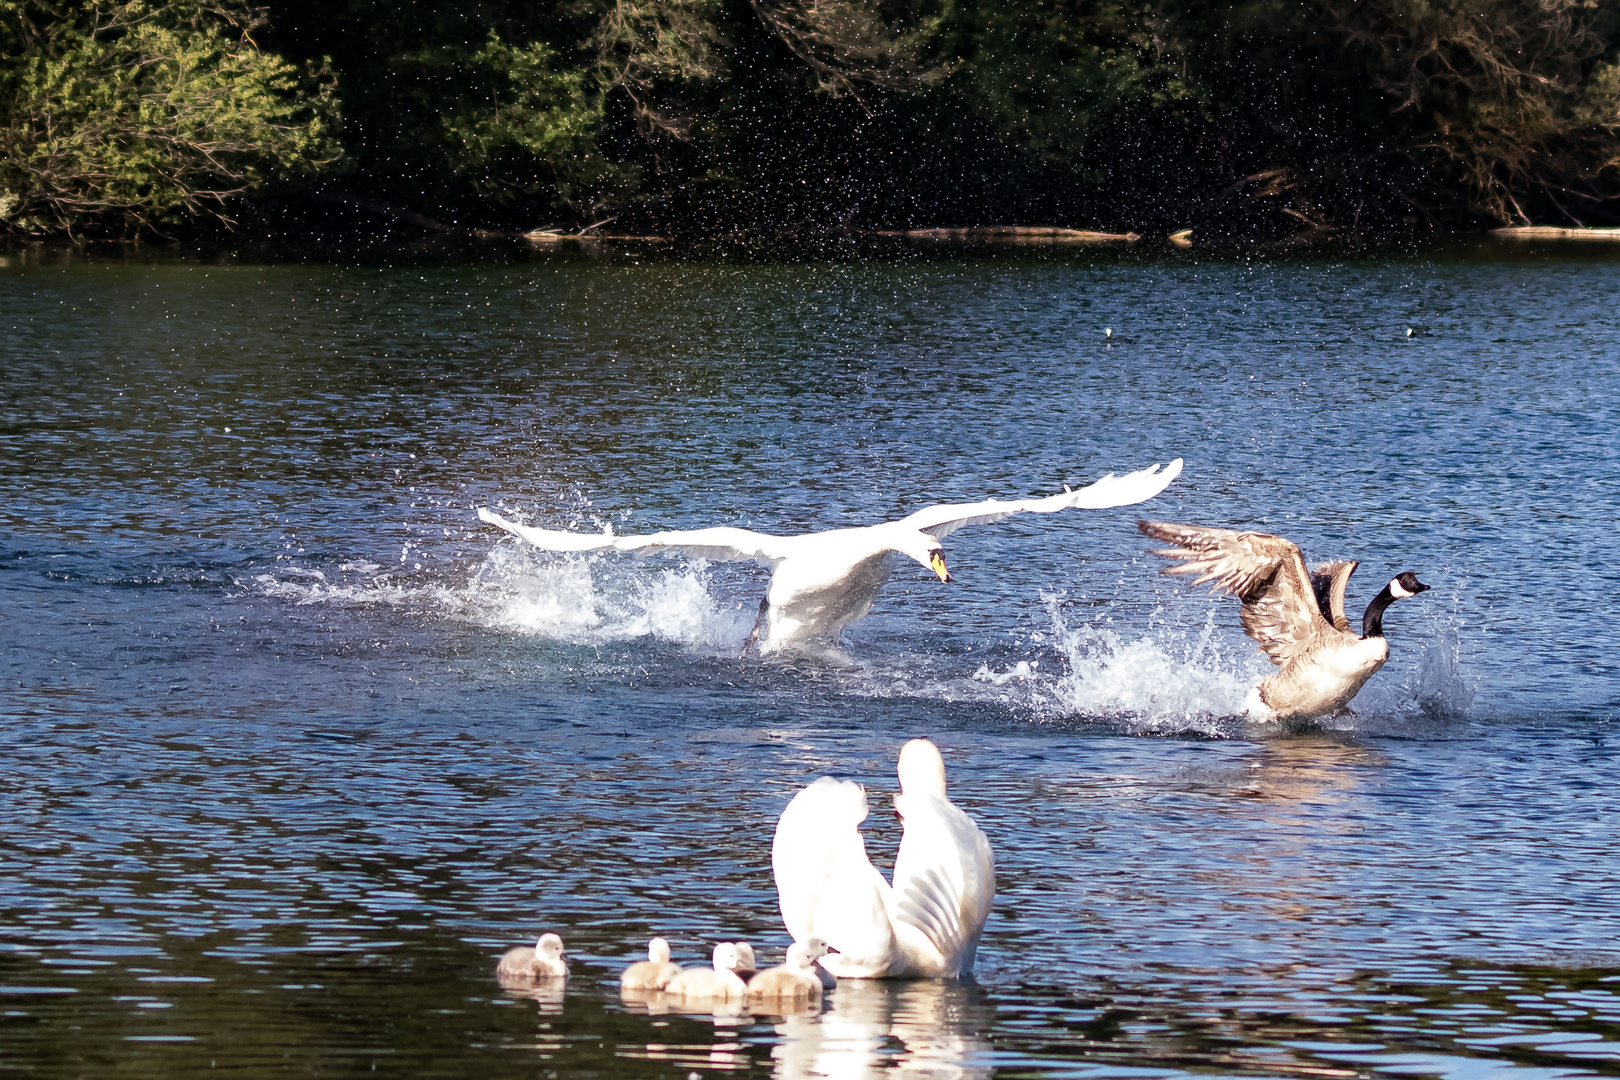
[[1389, 577, 1416, 599]]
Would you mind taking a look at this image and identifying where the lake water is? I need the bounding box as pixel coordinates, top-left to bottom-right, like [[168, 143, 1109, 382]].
[[2, 240, 1617, 1079]]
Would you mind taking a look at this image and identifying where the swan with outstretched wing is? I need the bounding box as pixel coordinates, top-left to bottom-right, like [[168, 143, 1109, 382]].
[[479, 458, 1181, 656], [771, 739, 994, 980]]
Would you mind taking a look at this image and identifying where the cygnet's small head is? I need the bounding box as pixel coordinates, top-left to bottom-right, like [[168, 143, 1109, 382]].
[[784, 941, 815, 970], [1388, 572, 1430, 599], [897, 738, 948, 799], [712, 942, 741, 972], [802, 936, 833, 961], [536, 933, 566, 961], [647, 936, 671, 964]]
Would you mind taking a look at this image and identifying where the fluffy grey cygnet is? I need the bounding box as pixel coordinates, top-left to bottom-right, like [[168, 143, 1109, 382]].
[[497, 932, 569, 983], [665, 942, 748, 1001], [747, 938, 832, 1004], [620, 936, 682, 990]]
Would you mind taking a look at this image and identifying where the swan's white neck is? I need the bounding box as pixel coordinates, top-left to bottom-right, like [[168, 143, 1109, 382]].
[[897, 738, 947, 797]]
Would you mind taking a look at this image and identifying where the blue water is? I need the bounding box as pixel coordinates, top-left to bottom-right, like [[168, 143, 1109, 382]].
[[2, 241, 1618, 1078]]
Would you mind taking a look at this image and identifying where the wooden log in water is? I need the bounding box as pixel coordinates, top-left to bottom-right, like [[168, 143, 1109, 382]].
[[881, 226, 1141, 243], [523, 229, 668, 243], [1490, 226, 1620, 241]]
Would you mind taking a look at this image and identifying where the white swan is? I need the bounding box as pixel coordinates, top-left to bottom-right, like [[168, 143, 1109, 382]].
[[747, 938, 832, 1004], [772, 739, 995, 979], [496, 932, 569, 983], [478, 459, 1181, 656], [665, 942, 749, 1000], [620, 936, 682, 990]]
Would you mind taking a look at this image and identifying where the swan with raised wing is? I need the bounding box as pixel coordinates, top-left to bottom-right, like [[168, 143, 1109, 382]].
[[772, 739, 994, 979], [478, 459, 1181, 657]]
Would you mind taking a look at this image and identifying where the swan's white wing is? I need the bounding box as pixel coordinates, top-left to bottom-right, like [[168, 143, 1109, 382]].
[[889, 792, 996, 978], [479, 508, 788, 567], [901, 459, 1182, 540], [1139, 520, 1331, 666], [613, 527, 789, 567], [772, 777, 901, 978], [478, 508, 619, 551]]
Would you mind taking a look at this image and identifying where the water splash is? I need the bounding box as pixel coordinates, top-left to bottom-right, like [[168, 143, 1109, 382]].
[[248, 542, 755, 650], [1415, 627, 1475, 720], [1030, 595, 1262, 734]]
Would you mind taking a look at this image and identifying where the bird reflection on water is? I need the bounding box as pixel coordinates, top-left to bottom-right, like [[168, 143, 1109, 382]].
[[770, 980, 993, 1080], [500, 977, 567, 1015], [614, 977, 993, 1078]]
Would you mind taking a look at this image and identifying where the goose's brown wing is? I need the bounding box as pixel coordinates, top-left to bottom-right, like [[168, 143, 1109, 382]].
[[1309, 560, 1359, 634], [1138, 520, 1333, 667]]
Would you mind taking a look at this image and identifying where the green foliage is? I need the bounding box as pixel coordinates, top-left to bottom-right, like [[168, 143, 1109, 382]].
[[945, 0, 1195, 166], [392, 31, 616, 212], [0, 0, 341, 235], [1333, 0, 1620, 223], [6, 0, 1618, 236]]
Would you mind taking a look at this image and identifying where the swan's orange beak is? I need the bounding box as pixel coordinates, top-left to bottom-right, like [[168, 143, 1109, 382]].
[[929, 551, 951, 583]]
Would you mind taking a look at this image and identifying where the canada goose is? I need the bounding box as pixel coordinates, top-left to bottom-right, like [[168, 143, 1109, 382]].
[[772, 739, 995, 979], [620, 936, 682, 990], [1103, 327, 1134, 344], [1138, 521, 1430, 722], [747, 938, 833, 1004], [496, 932, 569, 984], [478, 459, 1180, 657], [665, 942, 749, 1000]]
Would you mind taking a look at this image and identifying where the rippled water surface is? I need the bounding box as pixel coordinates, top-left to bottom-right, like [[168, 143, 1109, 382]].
[[2, 242, 1618, 1078]]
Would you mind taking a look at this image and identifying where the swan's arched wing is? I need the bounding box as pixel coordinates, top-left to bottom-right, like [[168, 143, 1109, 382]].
[[889, 793, 996, 978], [1139, 520, 1331, 666], [480, 509, 787, 567], [901, 459, 1182, 540], [1310, 560, 1359, 634], [772, 777, 900, 977], [773, 777, 870, 941]]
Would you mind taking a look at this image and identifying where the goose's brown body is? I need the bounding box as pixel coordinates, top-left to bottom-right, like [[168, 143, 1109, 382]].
[[1139, 521, 1424, 722]]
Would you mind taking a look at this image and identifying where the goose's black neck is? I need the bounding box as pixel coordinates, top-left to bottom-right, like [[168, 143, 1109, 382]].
[[1361, 586, 1397, 639]]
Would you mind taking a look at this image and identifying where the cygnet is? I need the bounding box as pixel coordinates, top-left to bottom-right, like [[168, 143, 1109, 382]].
[[496, 932, 569, 983], [664, 942, 748, 1001], [620, 936, 682, 990], [807, 936, 836, 990], [747, 938, 832, 1004], [731, 941, 757, 980]]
